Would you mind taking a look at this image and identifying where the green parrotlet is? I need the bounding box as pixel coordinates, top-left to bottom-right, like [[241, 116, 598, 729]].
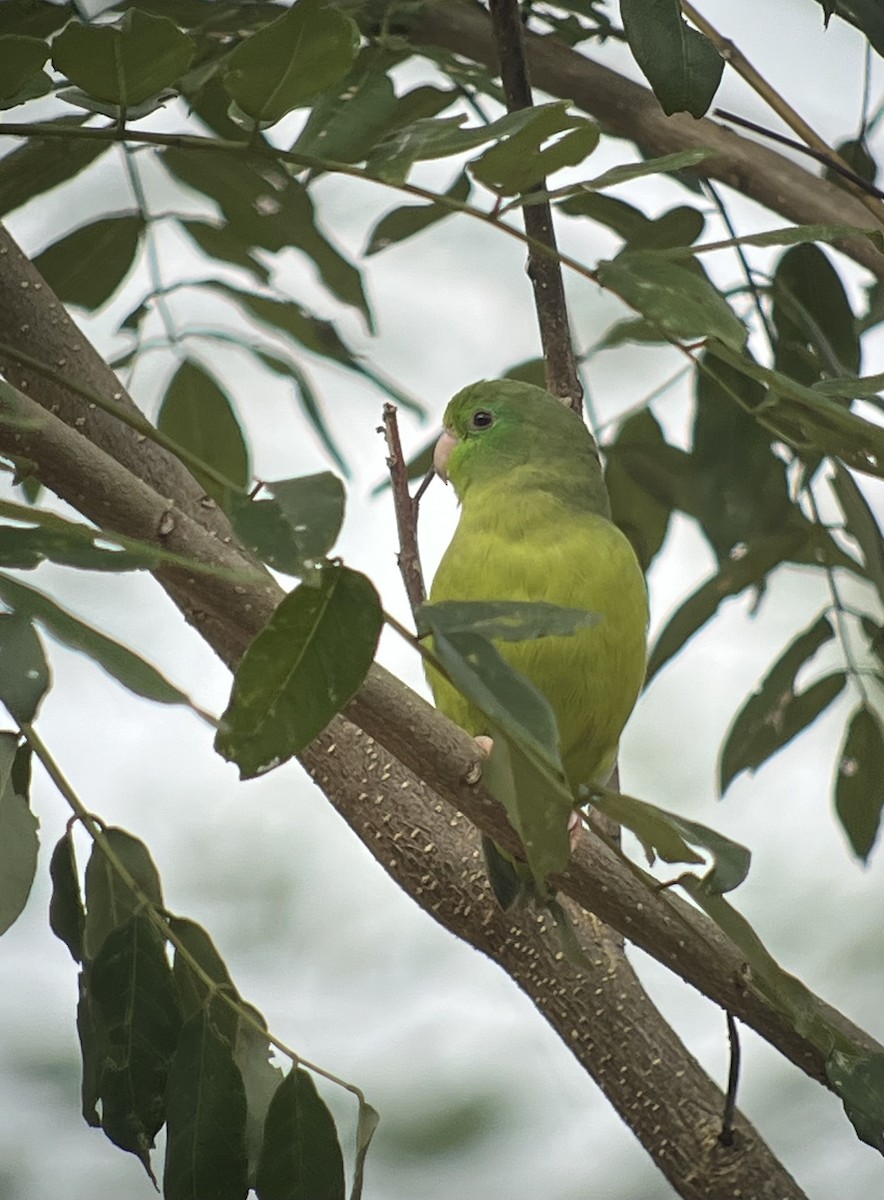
[[426, 380, 648, 907]]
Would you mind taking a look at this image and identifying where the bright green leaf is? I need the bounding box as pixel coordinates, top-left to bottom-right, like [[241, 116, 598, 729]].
[[223, 0, 359, 126], [835, 705, 884, 861], [216, 566, 383, 779], [255, 1068, 345, 1200], [621, 0, 723, 117], [33, 216, 143, 310], [158, 360, 250, 502], [52, 10, 194, 108]]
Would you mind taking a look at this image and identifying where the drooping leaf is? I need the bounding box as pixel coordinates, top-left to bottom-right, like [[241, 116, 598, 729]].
[[0, 730, 39, 935], [83, 828, 164, 961], [772, 243, 860, 385], [604, 409, 676, 570], [223, 0, 359, 126], [0, 34, 48, 100], [831, 461, 884, 610], [827, 1051, 884, 1155], [158, 360, 250, 502], [33, 216, 144, 310], [0, 573, 195, 708], [181, 219, 270, 285], [88, 915, 182, 1173], [169, 916, 240, 1044], [620, 0, 723, 117], [52, 10, 194, 108], [587, 786, 751, 894], [597, 251, 747, 350], [216, 566, 383, 779], [418, 600, 600, 642], [365, 172, 471, 256], [835, 705, 884, 862], [0, 116, 108, 218], [49, 828, 85, 963], [234, 1011, 285, 1186], [255, 1068, 345, 1200], [0, 611, 50, 723], [163, 1011, 249, 1200], [720, 616, 844, 794]]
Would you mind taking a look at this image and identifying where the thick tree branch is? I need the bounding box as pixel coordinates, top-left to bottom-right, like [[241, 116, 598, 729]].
[[404, 0, 884, 280]]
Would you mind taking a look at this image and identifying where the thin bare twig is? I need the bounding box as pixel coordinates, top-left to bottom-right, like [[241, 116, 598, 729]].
[[381, 403, 427, 618]]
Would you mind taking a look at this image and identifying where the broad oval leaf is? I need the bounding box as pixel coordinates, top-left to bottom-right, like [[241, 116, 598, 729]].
[[835, 704, 884, 862], [227, 472, 345, 577], [223, 0, 359, 126], [158, 360, 250, 502], [33, 215, 143, 310], [52, 9, 194, 107], [49, 828, 85, 962], [0, 730, 39, 936], [163, 1011, 249, 1200], [0, 34, 48, 100], [0, 612, 50, 723], [255, 1068, 345, 1200], [597, 251, 747, 350], [621, 0, 723, 117], [83, 828, 164, 961], [216, 566, 383, 779]]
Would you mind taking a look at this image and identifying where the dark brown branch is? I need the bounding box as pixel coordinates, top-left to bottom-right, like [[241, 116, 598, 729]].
[[381, 402, 426, 616], [488, 0, 582, 407]]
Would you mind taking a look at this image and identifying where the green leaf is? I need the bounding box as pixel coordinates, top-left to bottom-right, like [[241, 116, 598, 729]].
[[254, 354, 349, 476], [621, 0, 723, 117], [831, 461, 884, 609], [88, 915, 182, 1173], [810, 0, 884, 57], [181, 220, 270, 285], [597, 251, 747, 350], [556, 148, 714, 199], [0, 116, 108, 219], [557, 189, 651, 236], [588, 787, 751, 894], [0, 516, 149, 572], [0, 612, 49, 723], [604, 409, 675, 570], [33, 216, 144, 310], [233, 1011, 284, 1186], [673, 223, 884, 256], [773, 243, 860, 385], [0, 34, 48, 100], [719, 616, 843, 793], [291, 48, 398, 163], [0, 730, 38, 935], [212, 283, 359, 369], [827, 1051, 884, 1155], [163, 1011, 249, 1200], [52, 10, 194, 108], [164, 152, 370, 322], [83, 828, 164, 961], [627, 205, 705, 251], [216, 566, 383, 779], [813, 372, 884, 398], [224, 0, 359, 126], [158, 360, 250, 502], [418, 600, 600, 641], [49, 828, 85, 963], [365, 172, 470, 256], [471, 108, 599, 194], [0, 573, 195, 708], [169, 916, 240, 1044], [835, 705, 884, 862], [226, 471, 345, 577], [255, 1068, 345, 1200]]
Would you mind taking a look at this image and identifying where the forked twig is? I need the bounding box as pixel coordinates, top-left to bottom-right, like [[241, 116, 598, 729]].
[[381, 402, 427, 619]]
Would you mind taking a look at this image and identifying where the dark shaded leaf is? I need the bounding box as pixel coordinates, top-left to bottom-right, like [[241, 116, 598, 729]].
[[773, 243, 860, 385], [158, 360, 250, 502], [0, 520, 148, 571], [0, 730, 38, 935], [292, 48, 398, 163], [827, 1051, 884, 1155], [226, 471, 345, 576], [418, 600, 600, 641], [835, 705, 884, 861], [810, 0, 884, 57], [0, 612, 49, 722], [627, 205, 705, 251], [597, 251, 746, 349], [720, 616, 841, 793], [33, 216, 143, 310], [181, 219, 270, 284], [212, 283, 359, 369], [255, 1068, 345, 1200], [0, 2, 71, 36], [0, 573, 194, 708], [163, 1011, 249, 1200], [588, 787, 751, 894], [621, 0, 723, 117], [471, 108, 599, 194], [49, 829, 85, 963], [223, 0, 359, 126], [255, 354, 349, 476], [558, 189, 651, 237], [89, 915, 182, 1174], [604, 409, 675, 570], [0, 34, 48, 100], [169, 916, 240, 1044], [365, 172, 470, 256], [83, 828, 164, 961], [164, 152, 370, 321], [0, 117, 108, 218], [831, 461, 884, 609], [216, 566, 382, 779], [52, 9, 194, 107]]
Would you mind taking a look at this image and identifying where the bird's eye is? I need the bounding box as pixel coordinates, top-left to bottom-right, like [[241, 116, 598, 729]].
[[470, 409, 494, 430]]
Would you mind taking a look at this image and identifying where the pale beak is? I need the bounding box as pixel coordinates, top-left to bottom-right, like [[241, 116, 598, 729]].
[[433, 428, 458, 482]]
